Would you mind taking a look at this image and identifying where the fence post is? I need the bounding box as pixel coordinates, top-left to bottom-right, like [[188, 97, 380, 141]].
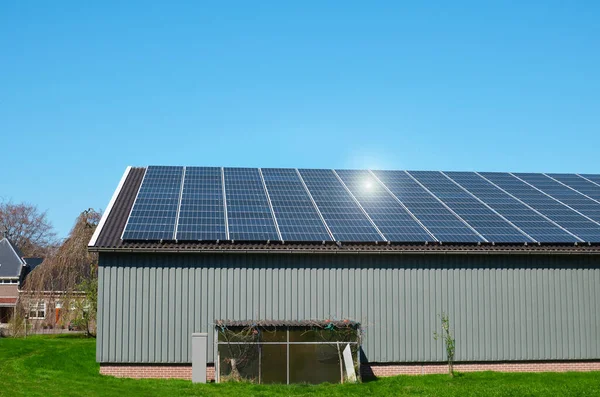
[[192, 333, 208, 383]]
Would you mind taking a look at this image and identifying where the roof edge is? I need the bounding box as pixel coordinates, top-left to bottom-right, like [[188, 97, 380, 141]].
[[89, 166, 132, 247]]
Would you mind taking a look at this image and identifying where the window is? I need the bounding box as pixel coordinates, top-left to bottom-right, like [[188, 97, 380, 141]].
[[216, 322, 360, 384], [28, 301, 46, 319], [0, 279, 18, 284]]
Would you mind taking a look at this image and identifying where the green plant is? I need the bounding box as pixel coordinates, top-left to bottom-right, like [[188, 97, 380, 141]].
[[7, 310, 26, 337], [1, 335, 600, 396], [433, 312, 456, 377], [72, 263, 98, 337]]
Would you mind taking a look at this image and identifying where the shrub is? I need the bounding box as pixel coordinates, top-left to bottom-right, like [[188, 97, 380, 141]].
[[8, 312, 26, 337], [433, 312, 456, 377]]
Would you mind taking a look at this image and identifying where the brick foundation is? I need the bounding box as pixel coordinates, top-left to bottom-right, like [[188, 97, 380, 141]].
[[361, 361, 600, 378], [101, 361, 600, 381], [100, 364, 215, 381]]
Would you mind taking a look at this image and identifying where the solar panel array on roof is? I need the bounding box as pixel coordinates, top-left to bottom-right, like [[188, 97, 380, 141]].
[[121, 167, 600, 244]]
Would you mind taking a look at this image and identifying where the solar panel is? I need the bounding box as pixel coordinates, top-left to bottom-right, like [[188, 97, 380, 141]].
[[175, 167, 227, 241], [122, 166, 183, 240], [514, 173, 600, 224], [371, 170, 483, 242], [261, 168, 332, 242], [408, 171, 532, 243], [546, 174, 600, 202], [223, 168, 280, 241], [298, 169, 384, 242], [480, 172, 600, 242], [445, 172, 579, 243], [335, 170, 434, 242], [580, 174, 600, 187]]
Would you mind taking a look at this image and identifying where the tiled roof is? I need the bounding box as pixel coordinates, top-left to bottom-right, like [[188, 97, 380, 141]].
[[0, 238, 25, 278], [89, 167, 600, 255]]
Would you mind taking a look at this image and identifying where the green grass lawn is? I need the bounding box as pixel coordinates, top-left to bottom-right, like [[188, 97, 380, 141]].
[[1, 335, 599, 397]]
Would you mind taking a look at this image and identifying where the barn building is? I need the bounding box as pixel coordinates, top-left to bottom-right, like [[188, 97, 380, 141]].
[[89, 166, 600, 382]]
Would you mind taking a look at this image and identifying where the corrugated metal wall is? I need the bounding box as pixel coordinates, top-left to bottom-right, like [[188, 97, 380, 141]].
[[97, 253, 600, 364]]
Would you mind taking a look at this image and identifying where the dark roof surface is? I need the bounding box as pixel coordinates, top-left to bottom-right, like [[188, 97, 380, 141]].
[[0, 238, 25, 278], [90, 167, 600, 255], [23, 257, 44, 270], [21, 257, 44, 281]]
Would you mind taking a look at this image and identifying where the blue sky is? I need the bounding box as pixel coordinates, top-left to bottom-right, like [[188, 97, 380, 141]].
[[1, 1, 599, 238]]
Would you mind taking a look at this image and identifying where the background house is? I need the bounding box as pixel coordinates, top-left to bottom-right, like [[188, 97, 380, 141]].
[[89, 166, 600, 383], [0, 237, 43, 325]]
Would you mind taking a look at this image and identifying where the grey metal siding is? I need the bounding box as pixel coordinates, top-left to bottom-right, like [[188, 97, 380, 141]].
[[97, 253, 600, 364]]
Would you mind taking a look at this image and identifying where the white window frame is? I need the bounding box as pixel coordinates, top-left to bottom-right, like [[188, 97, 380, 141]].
[[0, 279, 18, 284], [28, 301, 46, 320]]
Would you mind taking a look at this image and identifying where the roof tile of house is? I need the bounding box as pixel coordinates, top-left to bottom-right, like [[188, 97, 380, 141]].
[[0, 238, 25, 278]]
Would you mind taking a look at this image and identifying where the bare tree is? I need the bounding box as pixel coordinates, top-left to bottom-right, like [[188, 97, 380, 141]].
[[0, 201, 58, 257], [23, 209, 101, 336]]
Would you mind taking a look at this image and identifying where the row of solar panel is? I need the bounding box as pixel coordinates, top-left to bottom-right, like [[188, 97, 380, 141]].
[[121, 166, 600, 243]]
